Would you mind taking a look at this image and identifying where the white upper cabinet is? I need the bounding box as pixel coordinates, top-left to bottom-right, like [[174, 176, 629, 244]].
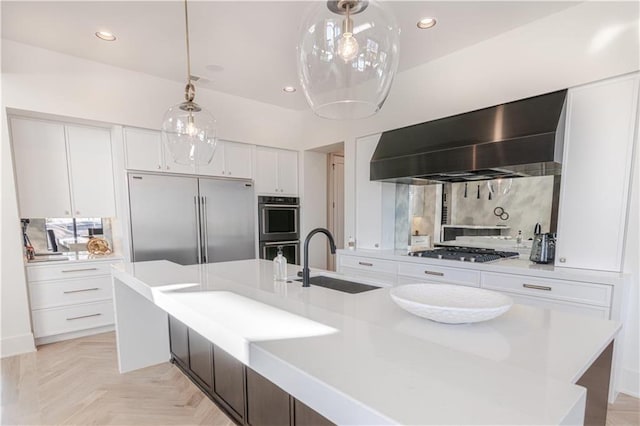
[[276, 149, 298, 195], [254, 147, 298, 195], [124, 127, 196, 175], [355, 134, 383, 249], [124, 129, 252, 179], [10, 118, 116, 218], [124, 127, 163, 172], [11, 118, 73, 218], [255, 147, 279, 193], [66, 125, 116, 217], [556, 73, 639, 272], [198, 140, 253, 179]]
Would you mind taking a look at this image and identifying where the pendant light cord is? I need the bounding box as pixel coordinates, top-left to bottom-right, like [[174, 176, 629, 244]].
[[184, 0, 195, 102]]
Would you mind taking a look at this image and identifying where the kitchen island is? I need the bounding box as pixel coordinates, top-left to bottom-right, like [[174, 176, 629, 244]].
[[111, 259, 620, 425]]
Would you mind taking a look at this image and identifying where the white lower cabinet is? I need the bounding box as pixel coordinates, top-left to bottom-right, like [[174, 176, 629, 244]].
[[32, 300, 115, 339], [27, 259, 122, 342], [481, 272, 612, 319], [397, 263, 480, 287], [338, 255, 397, 284], [337, 253, 615, 319]]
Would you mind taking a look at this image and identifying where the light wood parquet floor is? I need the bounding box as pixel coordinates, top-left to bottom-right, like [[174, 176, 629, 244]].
[[1, 332, 639, 425], [1, 332, 233, 425]]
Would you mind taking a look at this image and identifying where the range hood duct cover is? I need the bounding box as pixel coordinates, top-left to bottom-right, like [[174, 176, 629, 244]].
[[370, 89, 568, 184]]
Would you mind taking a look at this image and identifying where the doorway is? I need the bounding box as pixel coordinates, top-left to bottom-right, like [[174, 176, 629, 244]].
[[327, 153, 345, 271]]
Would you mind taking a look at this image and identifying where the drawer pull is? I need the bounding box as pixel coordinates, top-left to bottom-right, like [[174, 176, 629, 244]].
[[66, 313, 102, 321], [61, 268, 99, 273], [424, 270, 444, 277], [63, 288, 100, 294], [523, 284, 552, 291], [358, 261, 373, 267]]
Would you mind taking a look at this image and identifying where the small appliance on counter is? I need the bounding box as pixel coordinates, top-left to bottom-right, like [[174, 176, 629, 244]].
[[529, 233, 556, 264], [409, 234, 431, 252]]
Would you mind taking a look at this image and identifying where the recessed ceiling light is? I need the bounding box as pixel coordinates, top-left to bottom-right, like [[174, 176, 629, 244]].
[[95, 31, 116, 41], [417, 18, 437, 29], [283, 86, 296, 93]]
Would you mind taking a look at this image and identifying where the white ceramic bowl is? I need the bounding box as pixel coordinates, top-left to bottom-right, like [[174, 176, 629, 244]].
[[390, 284, 513, 324]]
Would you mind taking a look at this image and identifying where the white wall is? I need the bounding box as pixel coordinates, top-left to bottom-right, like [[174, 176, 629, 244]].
[[0, 40, 305, 356], [620, 121, 640, 397], [1, 109, 36, 357], [301, 151, 328, 269]]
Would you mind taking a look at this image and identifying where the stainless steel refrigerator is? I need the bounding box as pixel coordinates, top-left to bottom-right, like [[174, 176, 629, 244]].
[[128, 173, 255, 265]]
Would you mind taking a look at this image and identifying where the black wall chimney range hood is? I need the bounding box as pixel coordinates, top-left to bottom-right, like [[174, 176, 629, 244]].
[[370, 89, 568, 184]]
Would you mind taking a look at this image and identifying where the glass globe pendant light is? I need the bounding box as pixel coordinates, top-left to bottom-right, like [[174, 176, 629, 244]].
[[162, 0, 216, 166], [297, 0, 400, 120]]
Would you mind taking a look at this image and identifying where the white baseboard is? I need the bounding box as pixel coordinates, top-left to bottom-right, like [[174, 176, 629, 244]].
[[617, 367, 640, 398], [1, 333, 36, 358], [35, 325, 114, 346]]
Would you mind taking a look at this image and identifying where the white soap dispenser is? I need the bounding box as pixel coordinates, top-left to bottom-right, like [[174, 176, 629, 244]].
[[516, 230, 523, 248], [273, 246, 287, 282]]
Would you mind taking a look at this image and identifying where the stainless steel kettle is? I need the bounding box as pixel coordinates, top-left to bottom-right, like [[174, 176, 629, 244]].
[[530, 233, 556, 264]]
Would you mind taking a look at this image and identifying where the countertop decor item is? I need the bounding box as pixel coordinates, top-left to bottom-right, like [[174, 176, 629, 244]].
[[390, 283, 513, 324], [297, 0, 400, 119], [161, 0, 216, 166], [86, 237, 112, 255]]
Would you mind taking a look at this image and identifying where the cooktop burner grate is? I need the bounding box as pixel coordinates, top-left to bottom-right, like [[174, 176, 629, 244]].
[[408, 247, 520, 263]]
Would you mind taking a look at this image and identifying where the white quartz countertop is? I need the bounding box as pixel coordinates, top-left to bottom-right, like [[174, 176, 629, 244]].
[[26, 252, 123, 265], [112, 259, 621, 425], [338, 248, 626, 285]]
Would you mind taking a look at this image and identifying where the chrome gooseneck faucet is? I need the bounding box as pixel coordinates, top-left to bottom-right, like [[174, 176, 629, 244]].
[[302, 228, 337, 287]]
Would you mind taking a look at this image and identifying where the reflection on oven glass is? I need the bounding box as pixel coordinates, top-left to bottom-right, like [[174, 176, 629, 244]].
[[266, 209, 296, 233]]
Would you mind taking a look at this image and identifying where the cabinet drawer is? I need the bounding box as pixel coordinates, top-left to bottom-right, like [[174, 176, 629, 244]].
[[32, 300, 114, 338], [481, 272, 612, 307], [339, 256, 397, 274], [397, 263, 481, 287], [508, 293, 610, 320], [338, 256, 397, 284], [29, 276, 112, 310], [27, 261, 118, 282]]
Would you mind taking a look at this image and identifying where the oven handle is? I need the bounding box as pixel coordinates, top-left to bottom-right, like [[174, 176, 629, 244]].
[[262, 240, 299, 246], [260, 204, 300, 208]]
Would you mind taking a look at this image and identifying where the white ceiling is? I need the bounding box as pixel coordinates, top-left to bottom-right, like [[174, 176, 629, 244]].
[[1, 1, 577, 111]]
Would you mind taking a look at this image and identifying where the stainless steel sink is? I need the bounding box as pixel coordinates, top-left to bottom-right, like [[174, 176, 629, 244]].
[[295, 275, 381, 294]]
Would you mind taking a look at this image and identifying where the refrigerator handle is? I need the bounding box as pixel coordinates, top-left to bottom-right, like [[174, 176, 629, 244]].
[[194, 196, 202, 264], [202, 196, 209, 263]]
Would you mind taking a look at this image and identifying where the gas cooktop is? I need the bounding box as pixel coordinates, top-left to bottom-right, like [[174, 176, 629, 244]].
[[408, 247, 520, 263]]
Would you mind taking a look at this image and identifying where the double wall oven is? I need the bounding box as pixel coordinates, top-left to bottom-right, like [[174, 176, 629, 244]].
[[258, 196, 300, 265]]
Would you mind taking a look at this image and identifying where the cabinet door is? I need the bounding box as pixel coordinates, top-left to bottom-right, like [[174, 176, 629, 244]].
[[246, 368, 290, 426], [66, 125, 116, 217], [255, 147, 279, 195], [213, 345, 245, 419], [225, 141, 253, 179], [196, 141, 226, 177], [277, 150, 298, 195], [161, 141, 198, 175], [124, 127, 163, 172], [293, 399, 334, 426], [556, 74, 638, 271], [10, 118, 72, 218], [355, 134, 383, 249], [188, 329, 213, 389], [168, 316, 189, 368]]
